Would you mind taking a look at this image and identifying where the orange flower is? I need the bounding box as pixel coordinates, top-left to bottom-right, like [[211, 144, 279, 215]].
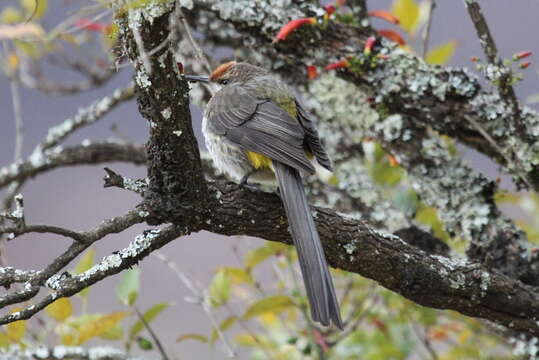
[[520, 61, 531, 69], [515, 51, 532, 60]]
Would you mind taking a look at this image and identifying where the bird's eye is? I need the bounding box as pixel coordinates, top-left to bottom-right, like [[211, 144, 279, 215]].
[[219, 79, 229, 85]]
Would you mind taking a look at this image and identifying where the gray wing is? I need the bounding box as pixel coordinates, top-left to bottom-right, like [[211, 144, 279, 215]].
[[295, 100, 332, 171], [206, 85, 315, 174]]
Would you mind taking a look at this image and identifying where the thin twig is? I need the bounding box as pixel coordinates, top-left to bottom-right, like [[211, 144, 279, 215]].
[[464, 116, 532, 189], [152, 252, 236, 358], [463, 0, 526, 139], [421, 0, 436, 59], [134, 306, 170, 360]]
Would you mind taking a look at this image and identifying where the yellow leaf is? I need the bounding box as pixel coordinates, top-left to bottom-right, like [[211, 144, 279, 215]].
[[45, 297, 73, 322], [6, 309, 26, 342], [0, 24, 44, 39], [245, 243, 289, 269], [20, 0, 48, 20], [392, 0, 420, 33], [76, 312, 128, 345], [7, 53, 19, 70], [210, 316, 237, 343], [1, 7, 23, 24], [208, 270, 231, 308], [426, 41, 457, 65], [176, 333, 208, 343], [220, 267, 253, 285], [243, 295, 295, 319], [234, 334, 259, 347]]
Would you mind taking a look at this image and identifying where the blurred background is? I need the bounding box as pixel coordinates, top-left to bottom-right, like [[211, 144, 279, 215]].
[[0, 0, 538, 358]]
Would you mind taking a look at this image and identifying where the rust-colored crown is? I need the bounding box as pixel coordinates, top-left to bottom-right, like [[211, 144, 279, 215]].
[[210, 61, 236, 81]]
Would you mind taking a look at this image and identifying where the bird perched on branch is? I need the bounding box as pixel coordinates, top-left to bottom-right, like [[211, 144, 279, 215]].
[[186, 61, 342, 329]]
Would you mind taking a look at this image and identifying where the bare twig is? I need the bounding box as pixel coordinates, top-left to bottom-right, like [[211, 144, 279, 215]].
[[463, 0, 525, 139], [152, 252, 236, 358], [134, 306, 170, 360], [421, 0, 436, 58], [33, 83, 135, 153], [103, 168, 148, 195], [9, 77, 23, 163]]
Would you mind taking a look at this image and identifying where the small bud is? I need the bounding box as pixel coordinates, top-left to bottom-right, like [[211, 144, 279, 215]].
[[325, 59, 349, 70], [387, 154, 399, 167], [520, 61, 531, 69], [273, 18, 316, 43], [515, 51, 532, 60], [324, 5, 336, 16], [364, 36, 377, 55], [377, 29, 406, 46], [177, 62, 184, 73], [368, 10, 400, 25], [471, 56, 480, 62], [306, 65, 318, 79]]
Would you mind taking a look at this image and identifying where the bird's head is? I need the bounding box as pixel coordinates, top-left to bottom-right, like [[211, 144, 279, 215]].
[[185, 61, 267, 85]]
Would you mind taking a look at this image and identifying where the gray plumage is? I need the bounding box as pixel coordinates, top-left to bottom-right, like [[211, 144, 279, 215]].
[[200, 62, 342, 328]]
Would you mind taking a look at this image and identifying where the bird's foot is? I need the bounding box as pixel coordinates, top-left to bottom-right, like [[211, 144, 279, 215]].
[[239, 172, 260, 192]]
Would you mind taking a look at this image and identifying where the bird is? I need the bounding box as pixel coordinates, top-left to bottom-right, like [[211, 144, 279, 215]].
[[186, 61, 342, 329]]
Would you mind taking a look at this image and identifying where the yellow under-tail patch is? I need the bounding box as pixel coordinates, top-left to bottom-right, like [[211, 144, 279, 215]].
[[246, 151, 272, 169]]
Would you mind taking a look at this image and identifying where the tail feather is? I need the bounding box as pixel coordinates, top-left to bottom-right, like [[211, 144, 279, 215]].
[[273, 162, 342, 329]]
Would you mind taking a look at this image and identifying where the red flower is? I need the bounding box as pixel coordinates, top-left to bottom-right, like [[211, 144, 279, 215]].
[[325, 59, 350, 70], [516, 51, 532, 60], [306, 65, 318, 79], [75, 18, 108, 33], [520, 61, 531, 69], [273, 18, 316, 43], [364, 36, 377, 55], [325, 5, 336, 16], [377, 29, 406, 46], [368, 10, 400, 25]]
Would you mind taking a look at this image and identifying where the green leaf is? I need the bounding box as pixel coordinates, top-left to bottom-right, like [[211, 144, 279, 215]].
[[116, 268, 139, 306], [415, 205, 450, 242], [74, 248, 95, 298], [245, 243, 289, 269], [208, 270, 231, 308], [20, 0, 48, 20], [45, 297, 72, 322], [76, 312, 128, 345], [220, 267, 253, 285], [100, 323, 123, 340], [137, 336, 154, 350], [426, 41, 457, 65], [129, 303, 170, 339], [177, 333, 208, 343], [392, 0, 420, 33], [243, 295, 295, 319], [210, 316, 237, 343], [75, 248, 95, 274]]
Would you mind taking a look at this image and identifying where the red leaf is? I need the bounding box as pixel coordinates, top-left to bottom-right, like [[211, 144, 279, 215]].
[[378, 29, 406, 46], [368, 10, 400, 25], [325, 59, 349, 70], [306, 65, 318, 79], [273, 18, 316, 43], [75, 19, 108, 33]]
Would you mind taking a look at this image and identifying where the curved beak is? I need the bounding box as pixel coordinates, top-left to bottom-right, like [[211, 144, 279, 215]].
[[185, 75, 210, 83]]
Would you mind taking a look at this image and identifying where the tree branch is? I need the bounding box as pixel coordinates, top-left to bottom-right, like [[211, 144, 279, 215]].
[[0, 141, 146, 189]]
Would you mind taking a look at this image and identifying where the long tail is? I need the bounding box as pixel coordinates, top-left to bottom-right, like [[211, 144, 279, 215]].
[[273, 162, 343, 329]]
